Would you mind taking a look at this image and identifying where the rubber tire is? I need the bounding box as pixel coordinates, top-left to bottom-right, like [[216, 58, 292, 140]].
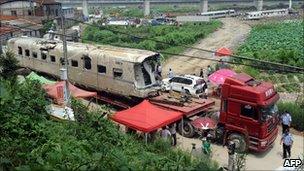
[[228, 133, 247, 153], [178, 120, 195, 138], [185, 89, 191, 95]]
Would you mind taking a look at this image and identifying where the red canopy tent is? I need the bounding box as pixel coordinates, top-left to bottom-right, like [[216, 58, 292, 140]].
[[215, 47, 232, 57], [43, 81, 97, 104], [111, 100, 183, 133]]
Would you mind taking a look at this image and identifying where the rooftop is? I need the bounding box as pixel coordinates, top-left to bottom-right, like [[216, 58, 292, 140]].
[[0, 26, 19, 36], [0, 0, 60, 5], [9, 37, 159, 63]]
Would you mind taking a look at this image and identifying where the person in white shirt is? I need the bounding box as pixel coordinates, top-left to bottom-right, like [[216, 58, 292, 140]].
[[161, 126, 171, 141], [168, 68, 174, 78], [280, 128, 293, 159], [281, 111, 292, 134], [169, 124, 177, 146]]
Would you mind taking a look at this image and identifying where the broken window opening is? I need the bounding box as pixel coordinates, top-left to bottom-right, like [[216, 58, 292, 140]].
[[25, 49, 30, 57], [71, 60, 78, 67], [18, 47, 23, 55], [83, 55, 91, 70], [98, 65, 106, 74], [32, 52, 37, 58], [50, 55, 56, 62], [41, 52, 47, 60], [141, 65, 152, 86], [113, 68, 123, 79]]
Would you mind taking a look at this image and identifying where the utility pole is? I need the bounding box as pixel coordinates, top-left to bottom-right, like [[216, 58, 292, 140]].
[[0, 20, 2, 55], [60, 8, 71, 108]]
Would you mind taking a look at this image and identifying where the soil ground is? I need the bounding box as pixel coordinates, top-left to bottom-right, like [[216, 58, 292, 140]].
[[162, 18, 251, 76], [163, 17, 304, 170], [175, 127, 303, 170]]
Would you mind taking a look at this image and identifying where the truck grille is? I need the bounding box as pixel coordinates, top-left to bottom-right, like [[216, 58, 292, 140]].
[[196, 89, 203, 94], [267, 118, 277, 133]]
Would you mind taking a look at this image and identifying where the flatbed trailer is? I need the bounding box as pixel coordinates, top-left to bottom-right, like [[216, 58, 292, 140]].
[[149, 94, 215, 118]]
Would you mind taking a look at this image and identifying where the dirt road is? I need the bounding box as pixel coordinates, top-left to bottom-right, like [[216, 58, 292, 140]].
[[176, 127, 304, 170], [163, 18, 251, 76]]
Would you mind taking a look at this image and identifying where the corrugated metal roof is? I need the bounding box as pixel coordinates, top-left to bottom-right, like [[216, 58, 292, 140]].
[[0, 26, 19, 36], [0, 0, 60, 5]]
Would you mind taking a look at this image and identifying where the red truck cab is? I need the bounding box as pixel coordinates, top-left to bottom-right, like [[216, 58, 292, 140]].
[[218, 73, 279, 152]]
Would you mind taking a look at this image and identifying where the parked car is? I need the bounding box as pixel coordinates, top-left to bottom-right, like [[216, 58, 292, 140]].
[[162, 75, 207, 97]]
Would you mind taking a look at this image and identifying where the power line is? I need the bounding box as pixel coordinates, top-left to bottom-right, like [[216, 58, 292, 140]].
[[2, 21, 303, 73], [67, 18, 304, 73]]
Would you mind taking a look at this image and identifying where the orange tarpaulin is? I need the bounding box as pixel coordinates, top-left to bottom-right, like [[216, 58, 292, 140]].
[[43, 81, 97, 103], [215, 47, 232, 56], [111, 100, 183, 133]]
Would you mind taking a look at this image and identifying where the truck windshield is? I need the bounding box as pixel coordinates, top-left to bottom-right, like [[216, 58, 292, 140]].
[[260, 104, 278, 122]]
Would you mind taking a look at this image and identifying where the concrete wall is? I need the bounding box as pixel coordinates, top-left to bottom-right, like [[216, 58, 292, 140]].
[[144, 0, 150, 16], [0, 1, 36, 16]]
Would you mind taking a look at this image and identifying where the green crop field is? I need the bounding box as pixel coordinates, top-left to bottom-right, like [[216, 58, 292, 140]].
[[82, 21, 222, 59], [237, 21, 304, 68], [236, 21, 304, 93]]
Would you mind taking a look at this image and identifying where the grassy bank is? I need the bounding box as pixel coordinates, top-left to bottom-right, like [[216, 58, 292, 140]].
[[278, 101, 304, 131], [82, 20, 222, 59]]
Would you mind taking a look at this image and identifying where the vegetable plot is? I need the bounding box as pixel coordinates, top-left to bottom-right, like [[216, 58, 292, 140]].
[[237, 21, 304, 67]]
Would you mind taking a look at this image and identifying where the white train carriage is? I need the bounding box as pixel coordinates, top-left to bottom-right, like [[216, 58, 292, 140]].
[[244, 9, 289, 20], [200, 10, 236, 18], [7, 37, 161, 98]]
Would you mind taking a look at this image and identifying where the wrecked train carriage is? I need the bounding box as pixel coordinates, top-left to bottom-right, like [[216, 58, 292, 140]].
[[7, 37, 161, 98]]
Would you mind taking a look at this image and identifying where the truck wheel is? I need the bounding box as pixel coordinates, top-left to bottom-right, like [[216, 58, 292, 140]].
[[185, 89, 190, 95], [178, 120, 195, 138], [228, 133, 247, 153]]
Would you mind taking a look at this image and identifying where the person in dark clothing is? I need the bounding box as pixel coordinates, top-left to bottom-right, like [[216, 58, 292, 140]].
[[169, 123, 177, 146], [199, 68, 204, 78], [280, 128, 293, 159]]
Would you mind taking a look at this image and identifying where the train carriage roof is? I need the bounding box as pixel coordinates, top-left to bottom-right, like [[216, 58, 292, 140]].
[[8, 37, 158, 63]]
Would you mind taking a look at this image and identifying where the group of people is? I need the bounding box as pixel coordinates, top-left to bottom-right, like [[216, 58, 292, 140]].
[[160, 124, 177, 146], [280, 111, 293, 159]]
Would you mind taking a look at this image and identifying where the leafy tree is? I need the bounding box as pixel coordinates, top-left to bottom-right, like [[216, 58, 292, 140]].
[[0, 51, 18, 81]]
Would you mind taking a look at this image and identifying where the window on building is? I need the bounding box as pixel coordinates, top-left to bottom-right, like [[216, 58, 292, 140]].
[[28, 10, 32, 16], [97, 65, 106, 74], [113, 68, 123, 78], [32, 52, 37, 58], [18, 47, 23, 55], [50, 55, 56, 62], [25, 49, 30, 57], [83, 56, 91, 70], [41, 52, 47, 60], [241, 104, 258, 120], [71, 60, 78, 67], [11, 11, 17, 16], [55, 9, 58, 16]]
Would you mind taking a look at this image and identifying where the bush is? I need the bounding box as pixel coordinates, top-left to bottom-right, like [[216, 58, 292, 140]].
[[278, 102, 304, 131], [0, 78, 219, 170]]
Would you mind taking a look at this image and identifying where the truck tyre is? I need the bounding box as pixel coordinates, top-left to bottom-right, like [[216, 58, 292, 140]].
[[178, 120, 195, 138], [228, 133, 247, 152]]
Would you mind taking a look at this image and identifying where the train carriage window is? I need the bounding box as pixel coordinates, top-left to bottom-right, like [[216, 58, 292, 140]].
[[32, 52, 37, 58], [41, 51, 47, 60], [83, 55, 91, 70], [18, 47, 22, 55], [97, 65, 106, 74], [71, 60, 78, 67], [113, 68, 123, 78], [241, 104, 258, 120], [50, 55, 56, 62], [25, 49, 30, 57]]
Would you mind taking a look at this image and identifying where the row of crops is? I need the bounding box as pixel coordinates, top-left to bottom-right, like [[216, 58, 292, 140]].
[[236, 20, 304, 93], [237, 20, 304, 68]]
